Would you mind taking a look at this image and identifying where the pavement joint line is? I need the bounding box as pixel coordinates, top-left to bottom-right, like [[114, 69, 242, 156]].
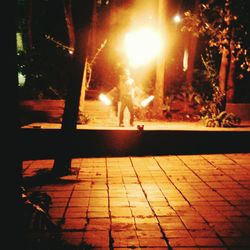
[[105, 157, 115, 250], [154, 156, 193, 207], [200, 155, 249, 210], [57, 187, 74, 228], [123, 157, 138, 245], [129, 157, 173, 250], [202, 154, 250, 228], [155, 155, 228, 248], [175, 155, 240, 248], [206, 154, 250, 190], [153, 156, 206, 248]]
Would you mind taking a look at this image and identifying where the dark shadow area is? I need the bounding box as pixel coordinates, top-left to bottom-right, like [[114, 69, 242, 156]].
[[235, 124, 250, 128], [21, 172, 94, 250], [22, 168, 80, 188], [19, 128, 250, 160], [24, 237, 94, 250], [19, 108, 49, 126]]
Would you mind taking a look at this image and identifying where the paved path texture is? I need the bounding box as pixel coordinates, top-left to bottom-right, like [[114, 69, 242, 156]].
[[22, 153, 250, 249]]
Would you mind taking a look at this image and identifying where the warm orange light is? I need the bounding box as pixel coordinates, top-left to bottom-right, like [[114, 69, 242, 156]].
[[141, 95, 154, 107], [126, 78, 134, 85], [183, 48, 188, 72], [173, 14, 181, 23], [99, 93, 111, 106], [124, 28, 163, 68]]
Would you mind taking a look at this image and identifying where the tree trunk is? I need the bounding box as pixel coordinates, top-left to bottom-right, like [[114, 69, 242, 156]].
[[78, 58, 89, 123], [185, 0, 199, 85], [219, 3, 235, 108], [52, 0, 93, 176], [27, 0, 33, 49], [63, 0, 75, 50], [153, 0, 168, 118], [89, 0, 97, 58], [226, 52, 235, 102], [225, 35, 236, 103], [80, 0, 97, 106], [219, 45, 235, 107], [63, 0, 89, 123], [219, 47, 229, 93]]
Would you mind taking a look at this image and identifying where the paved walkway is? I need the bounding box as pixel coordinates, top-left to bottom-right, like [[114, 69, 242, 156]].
[[22, 153, 250, 249]]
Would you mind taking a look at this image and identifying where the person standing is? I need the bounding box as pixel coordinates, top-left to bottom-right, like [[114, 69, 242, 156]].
[[118, 68, 135, 127]]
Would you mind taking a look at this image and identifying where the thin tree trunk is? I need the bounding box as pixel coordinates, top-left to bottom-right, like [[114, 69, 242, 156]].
[[52, 0, 93, 176], [219, 1, 235, 109], [226, 51, 235, 102], [78, 58, 89, 123], [219, 47, 229, 93], [89, 0, 97, 58], [77, 2, 98, 124], [226, 30, 236, 103], [185, 35, 198, 84], [27, 0, 33, 49], [153, 0, 168, 118], [63, 0, 75, 50], [185, 0, 199, 85]]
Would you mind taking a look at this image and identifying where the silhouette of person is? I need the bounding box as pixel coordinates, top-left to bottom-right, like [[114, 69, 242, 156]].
[[118, 68, 135, 127]]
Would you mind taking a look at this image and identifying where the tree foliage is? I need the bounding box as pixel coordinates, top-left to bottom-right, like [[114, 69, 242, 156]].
[[179, 0, 249, 126], [181, 0, 250, 77]]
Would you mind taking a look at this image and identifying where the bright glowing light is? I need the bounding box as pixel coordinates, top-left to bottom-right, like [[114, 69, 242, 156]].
[[18, 72, 26, 86], [16, 32, 24, 51], [141, 95, 154, 107], [173, 14, 181, 23], [126, 78, 134, 85], [183, 48, 188, 72], [124, 28, 163, 68], [99, 93, 111, 106]]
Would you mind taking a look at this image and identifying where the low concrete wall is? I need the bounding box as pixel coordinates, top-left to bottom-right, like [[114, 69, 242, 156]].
[[226, 103, 250, 121], [20, 100, 250, 125], [19, 128, 250, 159], [19, 99, 112, 125]]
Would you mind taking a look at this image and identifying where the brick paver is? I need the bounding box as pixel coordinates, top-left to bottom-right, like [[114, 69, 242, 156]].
[[22, 153, 250, 249]]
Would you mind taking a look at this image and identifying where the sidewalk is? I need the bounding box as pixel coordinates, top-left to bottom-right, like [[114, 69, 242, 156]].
[[22, 153, 250, 249]]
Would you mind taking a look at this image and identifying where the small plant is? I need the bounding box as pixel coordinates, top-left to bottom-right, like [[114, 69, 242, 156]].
[[201, 109, 241, 127], [198, 54, 241, 127], [21, 186, 93, 250], [163, 81, 201, 121], [21, 186, 62, 249], [77, 112, 91, 124]]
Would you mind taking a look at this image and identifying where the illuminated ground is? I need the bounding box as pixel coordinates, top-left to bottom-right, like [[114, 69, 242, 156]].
[[22, 153, 250, 249]]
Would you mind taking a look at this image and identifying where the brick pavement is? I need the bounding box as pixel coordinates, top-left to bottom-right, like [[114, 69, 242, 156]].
[[22, 153, 250, 249]]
